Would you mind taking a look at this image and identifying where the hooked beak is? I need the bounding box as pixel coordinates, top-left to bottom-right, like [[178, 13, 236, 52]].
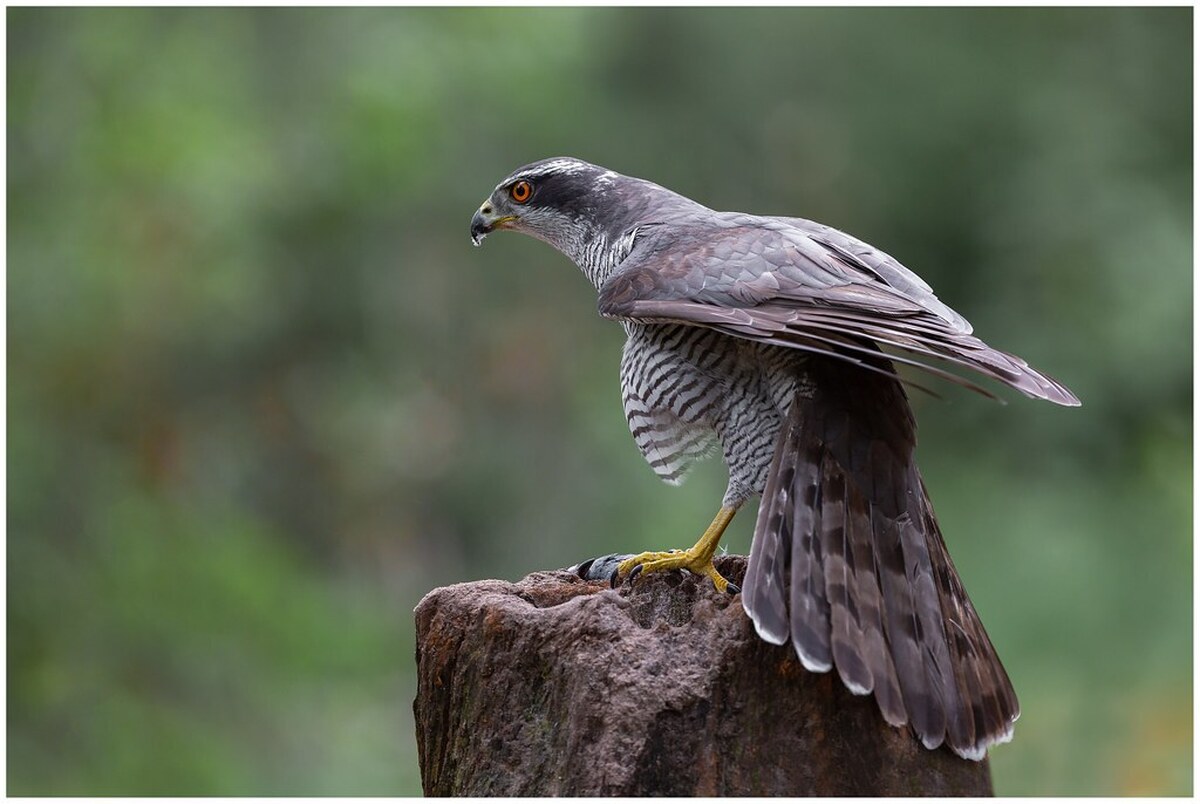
[[470, 202, 518, 247]]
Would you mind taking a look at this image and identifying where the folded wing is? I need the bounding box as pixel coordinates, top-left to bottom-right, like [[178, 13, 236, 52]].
[[598, 216, 1079, 407]]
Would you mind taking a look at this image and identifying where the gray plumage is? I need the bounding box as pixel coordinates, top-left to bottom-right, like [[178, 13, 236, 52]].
[[471, 156, 1078, 761]]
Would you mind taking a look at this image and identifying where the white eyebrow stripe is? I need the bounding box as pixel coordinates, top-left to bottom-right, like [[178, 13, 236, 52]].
[[510, 159, 593, 181], [494, 160, 618, 196]]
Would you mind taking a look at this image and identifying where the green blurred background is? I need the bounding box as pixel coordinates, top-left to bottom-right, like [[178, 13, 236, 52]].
[[7, 6, 1192, 796]]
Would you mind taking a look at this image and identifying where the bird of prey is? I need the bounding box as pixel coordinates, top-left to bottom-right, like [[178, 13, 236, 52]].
[[470, 157, 1079, 761]]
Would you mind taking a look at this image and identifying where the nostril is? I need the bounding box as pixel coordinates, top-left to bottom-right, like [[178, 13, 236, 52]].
[[481, 204, 493, 214]]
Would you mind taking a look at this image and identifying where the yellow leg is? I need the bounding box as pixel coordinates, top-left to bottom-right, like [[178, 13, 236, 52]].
[[616, 506, 740, 594]]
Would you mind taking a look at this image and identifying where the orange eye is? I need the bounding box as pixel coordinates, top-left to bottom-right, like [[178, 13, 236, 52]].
[[509, 180, 533, 203]]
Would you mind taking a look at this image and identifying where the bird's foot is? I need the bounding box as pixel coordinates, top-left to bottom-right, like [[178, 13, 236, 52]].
[[616, 547, 739, 595], [574, 506, 741, 595]]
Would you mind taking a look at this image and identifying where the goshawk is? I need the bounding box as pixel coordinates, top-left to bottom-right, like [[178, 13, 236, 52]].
[[470, 157, 1078, 761]]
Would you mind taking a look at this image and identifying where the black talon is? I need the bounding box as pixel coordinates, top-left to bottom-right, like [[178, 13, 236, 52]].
[[576, 558, 595, 579], [726, 582, 741, 595], [609, 567, 621, 588], [629, 564, 644, 584]]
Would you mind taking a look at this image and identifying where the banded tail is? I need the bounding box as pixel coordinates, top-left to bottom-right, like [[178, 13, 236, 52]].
[[742, 355, 1019, 760]]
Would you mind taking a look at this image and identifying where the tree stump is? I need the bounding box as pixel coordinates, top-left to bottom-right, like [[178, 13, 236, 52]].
[[413, 555, 994, 796]]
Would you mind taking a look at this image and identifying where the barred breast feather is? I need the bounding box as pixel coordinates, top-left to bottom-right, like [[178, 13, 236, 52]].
[[620, 323, 800, 505]]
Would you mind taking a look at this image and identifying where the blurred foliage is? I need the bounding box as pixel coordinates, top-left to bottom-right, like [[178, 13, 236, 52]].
[[7, 6, 1191, 796]]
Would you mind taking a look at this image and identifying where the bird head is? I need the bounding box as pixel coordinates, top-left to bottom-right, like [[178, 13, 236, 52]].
[[470, 157, 618, 250]]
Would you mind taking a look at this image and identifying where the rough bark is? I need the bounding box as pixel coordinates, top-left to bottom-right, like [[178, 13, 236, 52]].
[[413, 555, 994, 796]]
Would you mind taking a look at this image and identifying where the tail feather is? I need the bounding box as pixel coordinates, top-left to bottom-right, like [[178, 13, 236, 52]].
[[742, 354, 1020, 760], [743, 421, 794, 646], [820, 461, 872, 694], [789, 439, 832, 672], [920, 476, 1020, 757], [873, 513, 944, 747], [846, 481, 905, 725]]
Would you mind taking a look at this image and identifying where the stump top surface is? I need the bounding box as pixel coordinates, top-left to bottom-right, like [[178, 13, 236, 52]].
[[413, 556, 993, 796]]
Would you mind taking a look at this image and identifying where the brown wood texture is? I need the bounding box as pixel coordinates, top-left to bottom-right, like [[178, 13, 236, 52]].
[[413, 555, 994, 796]]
